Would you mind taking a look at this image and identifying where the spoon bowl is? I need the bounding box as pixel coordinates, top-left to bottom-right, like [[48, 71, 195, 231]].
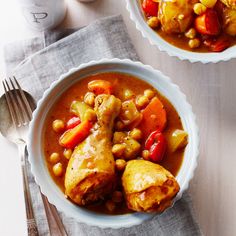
[[0, 91, 36, 142]]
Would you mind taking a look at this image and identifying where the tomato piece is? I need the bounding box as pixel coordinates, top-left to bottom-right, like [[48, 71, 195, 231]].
[[145, 130, 167, 163], [195, 9, 220, 36], [142, 0, 158, 17], [204, 37, 231, 52], [210, 38, 231, 52], [66, 116, 81, 130], [214, 1, 224, 17], [88, 80, 113, 95], [59, 120, 93, 149]]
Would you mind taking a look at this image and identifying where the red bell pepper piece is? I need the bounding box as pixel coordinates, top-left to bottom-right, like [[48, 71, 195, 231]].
[[195, 9, 220, 36], [204, 37, 231, 52], [210, 38, 231, 52], [66, 116, 81, 130], [142, 0, 159, 17], [59, 120, 93, 149], [145, 130, 167, 163]]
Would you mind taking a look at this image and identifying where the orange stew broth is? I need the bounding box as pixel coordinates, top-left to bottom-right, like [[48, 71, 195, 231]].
[[158, 30, 236, 52], [43, 72, 185, 214]]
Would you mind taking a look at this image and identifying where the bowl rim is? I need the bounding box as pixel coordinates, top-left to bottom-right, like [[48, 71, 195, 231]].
[[125, 0, 236, 64], [28, 58, 199, 228]]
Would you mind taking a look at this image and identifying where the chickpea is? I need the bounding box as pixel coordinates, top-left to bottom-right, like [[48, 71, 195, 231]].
[[124, 138, 141, 160], [147, 17, 159, 28], [123, 89, 135, 100], [136, 95, 149, 108], [200, 0, 217, 8], [142, 150, 150, 160], [112, 191, 123, 203], [63, 149, 72, 160], [193, 3, 207, 15], [84, 110, 97, 122], [115, 121, 125, 131], [52, 119, 65, 133], [185, 28, 197, 39], [188, 38, 201, 49], [144, 89, 155, 100], [52, 163, 63, 177], [84, 92, 96, 107], [113, 132, 126, 144], [112, 144, 126, 158], [129, 128, 142, 141], [105, 200, 116, 212], [49, 152, 60, 163], [115, 159, 127, 171]]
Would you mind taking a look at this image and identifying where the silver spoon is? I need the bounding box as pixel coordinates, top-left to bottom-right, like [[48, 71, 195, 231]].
[[0, 91, 68, 236]]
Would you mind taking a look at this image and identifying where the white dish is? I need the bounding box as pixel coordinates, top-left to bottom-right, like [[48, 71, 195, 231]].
[[125, 0, 236, 63], [28, 58, 199, 228]]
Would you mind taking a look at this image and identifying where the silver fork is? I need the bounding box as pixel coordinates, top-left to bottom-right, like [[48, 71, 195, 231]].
[[2, 77, 68, 236]]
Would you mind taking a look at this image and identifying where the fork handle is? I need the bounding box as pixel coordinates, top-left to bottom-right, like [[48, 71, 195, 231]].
[[19, 143, 39, 236]]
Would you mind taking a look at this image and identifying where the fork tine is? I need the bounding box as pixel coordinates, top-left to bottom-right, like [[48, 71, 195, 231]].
[[9, 78, 29, 125], [13, 76, 32, 120], [2, 80, 19, 127], [5, 79, 24, 126]]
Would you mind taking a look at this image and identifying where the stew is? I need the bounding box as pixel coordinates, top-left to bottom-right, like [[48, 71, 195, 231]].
[[43, 72, 187, 214], [141, 0, 236, 52]]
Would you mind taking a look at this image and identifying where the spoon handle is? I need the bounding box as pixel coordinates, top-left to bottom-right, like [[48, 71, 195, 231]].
[[41, 194, 68, 236], [25, 145, 68, 236], [27, 219, 39, 236], [19, 143, 39, 236]]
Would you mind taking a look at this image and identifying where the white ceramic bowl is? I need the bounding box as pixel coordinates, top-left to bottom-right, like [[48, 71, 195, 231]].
[[28, 58, 199, 228], [126, 0, 236, 63]]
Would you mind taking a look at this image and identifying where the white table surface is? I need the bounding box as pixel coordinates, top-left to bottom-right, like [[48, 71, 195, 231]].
[[0, 0, 236, 235]]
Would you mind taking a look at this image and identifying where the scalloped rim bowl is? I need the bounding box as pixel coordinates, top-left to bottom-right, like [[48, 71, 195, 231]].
[[126, 0, 236, 63], [28, 59, 199, 228]]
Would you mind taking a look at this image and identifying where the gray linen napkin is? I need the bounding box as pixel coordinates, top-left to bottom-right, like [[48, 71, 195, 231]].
[[4, 15, 201, 236]]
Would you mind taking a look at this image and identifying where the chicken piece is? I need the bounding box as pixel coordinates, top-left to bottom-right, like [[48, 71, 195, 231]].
[[122, 160, 180, 212], [65, 95, 121, 205], [222, 7, 236, 35], [158, 0, 197, 34], [220, 0, 236, 9]]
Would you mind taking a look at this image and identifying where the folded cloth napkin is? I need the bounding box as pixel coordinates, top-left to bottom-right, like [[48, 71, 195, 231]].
[[4, 15, 202, 236]]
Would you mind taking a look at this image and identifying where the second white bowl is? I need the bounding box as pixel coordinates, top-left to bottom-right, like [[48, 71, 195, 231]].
[[126, 0, 236, 63]]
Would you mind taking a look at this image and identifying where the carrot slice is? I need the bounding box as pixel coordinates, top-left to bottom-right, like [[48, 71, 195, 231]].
[[138, 97, 167, 139], [59, 120, 93, 149]]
